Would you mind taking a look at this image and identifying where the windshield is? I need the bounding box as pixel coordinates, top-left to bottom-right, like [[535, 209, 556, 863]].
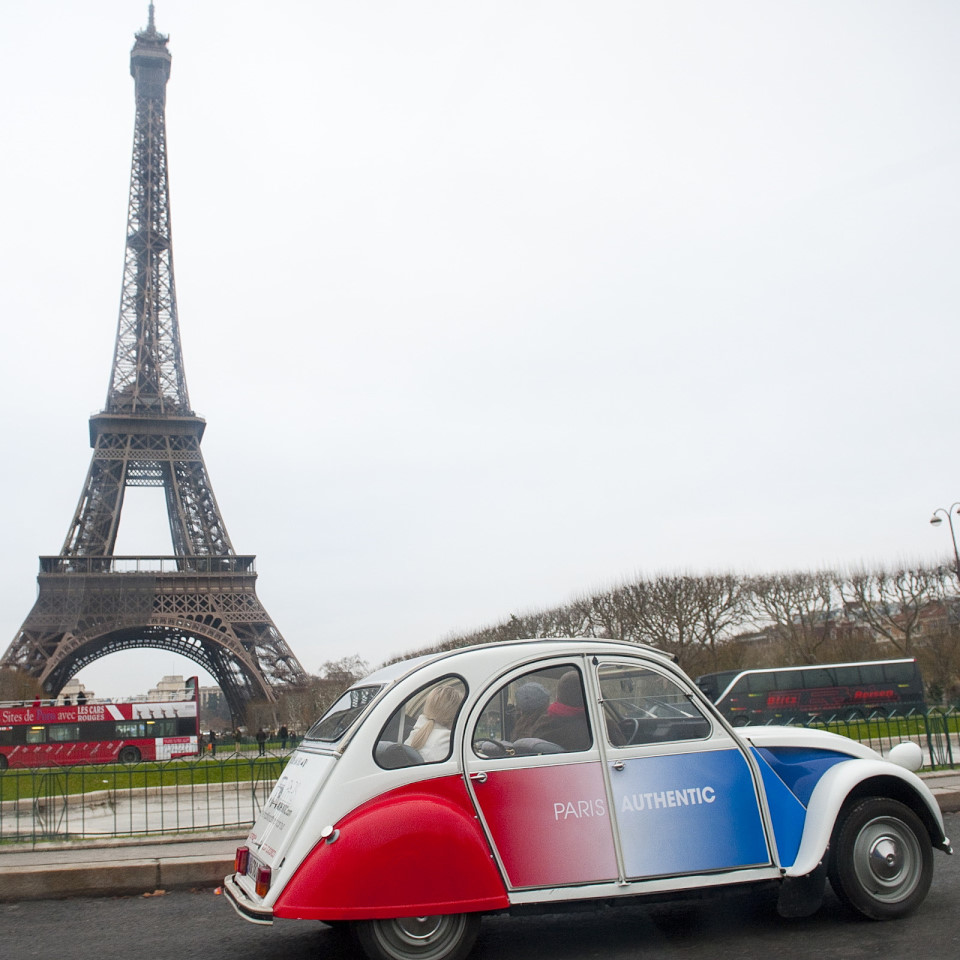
[[305, 685, 383, 742]]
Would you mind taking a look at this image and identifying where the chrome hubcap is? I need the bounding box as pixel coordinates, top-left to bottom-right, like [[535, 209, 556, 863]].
[[394, 917, 444, 942], [868, 836, 902, 882], [853, 816, 921, 902]]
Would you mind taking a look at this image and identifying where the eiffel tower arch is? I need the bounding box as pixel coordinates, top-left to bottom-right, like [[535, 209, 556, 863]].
[[1, 7, 308, 721]]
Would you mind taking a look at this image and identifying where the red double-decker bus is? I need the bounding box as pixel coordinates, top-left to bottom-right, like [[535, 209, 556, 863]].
[[0, 677, 200, 770]]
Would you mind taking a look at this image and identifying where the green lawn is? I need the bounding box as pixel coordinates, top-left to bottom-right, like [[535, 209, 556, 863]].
[[0, 755, 288, 802], [804, 711, 960, 741]]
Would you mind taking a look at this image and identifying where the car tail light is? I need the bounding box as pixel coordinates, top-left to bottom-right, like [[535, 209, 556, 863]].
[[255, 865, 272, 898], [235, 846, 250, 875]]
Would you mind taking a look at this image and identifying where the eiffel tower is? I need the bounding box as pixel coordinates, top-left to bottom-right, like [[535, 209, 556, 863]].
[[0, 6, 307, 720]]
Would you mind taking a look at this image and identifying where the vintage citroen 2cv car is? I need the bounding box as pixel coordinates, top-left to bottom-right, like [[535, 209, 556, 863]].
[[224, 639, 951, 960]]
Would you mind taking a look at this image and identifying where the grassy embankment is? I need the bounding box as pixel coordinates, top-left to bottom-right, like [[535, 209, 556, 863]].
[[0, 754, 288, 802]]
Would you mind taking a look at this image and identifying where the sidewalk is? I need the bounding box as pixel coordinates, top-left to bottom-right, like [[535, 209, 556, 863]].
[[0, 831, 245, 902], [1, 775, 958, 903], [918, 769, 960, 814]]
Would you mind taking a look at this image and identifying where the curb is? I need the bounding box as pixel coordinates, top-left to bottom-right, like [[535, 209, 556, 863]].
[[3, 855, 234, 902], [933, 792, 960, 814]]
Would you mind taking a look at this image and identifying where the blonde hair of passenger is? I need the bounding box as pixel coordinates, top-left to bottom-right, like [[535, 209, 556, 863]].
[[408, 685, 464, 751]]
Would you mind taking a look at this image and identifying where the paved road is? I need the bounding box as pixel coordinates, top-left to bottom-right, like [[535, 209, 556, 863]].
[[4, 813, 958, 960]]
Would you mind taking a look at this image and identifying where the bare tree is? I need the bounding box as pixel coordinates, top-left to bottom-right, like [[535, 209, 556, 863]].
[[387, 562, 959, 699], [587, 586, 640, 642], [627, 576, 706, 668], [915, 617, 960, 704], [0, 667, 42, 702], [748, 571, 839, 664], [838, 564, 944, 656], [694, 574, 749, 673]]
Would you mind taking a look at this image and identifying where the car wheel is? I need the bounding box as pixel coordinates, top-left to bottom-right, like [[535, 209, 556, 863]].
[[828, 797, 932, 919], [354, 913, 481, 960], [0, 754, 8, 771], [118, 746, 141, 764]]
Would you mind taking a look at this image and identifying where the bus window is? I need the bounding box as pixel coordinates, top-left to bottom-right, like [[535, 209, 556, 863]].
[[144, 719, 176, 737], [49, 724, 80, 742], [696, 670, 738, 701], [775, 671, 802, 690], [747, 674, 775, 693], [26, 726, 46, 744], [859, 664, 884, 684], [117, 721, 146, 739], [883, 663, 909, 683], [802, 669, 832, 689]]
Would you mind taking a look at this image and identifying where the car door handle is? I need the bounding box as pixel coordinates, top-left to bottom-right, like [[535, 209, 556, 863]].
[[469, 771, 488, 783], [612, 760, 624, 771]]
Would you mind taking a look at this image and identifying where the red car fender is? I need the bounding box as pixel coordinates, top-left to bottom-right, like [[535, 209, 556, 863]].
[[273, 774, 509, 921]]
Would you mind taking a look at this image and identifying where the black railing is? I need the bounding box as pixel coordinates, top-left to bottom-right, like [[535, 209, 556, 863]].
[[741, 707, 958, 768], [38, 556, 256, 575], [0, 751, 289, 845]]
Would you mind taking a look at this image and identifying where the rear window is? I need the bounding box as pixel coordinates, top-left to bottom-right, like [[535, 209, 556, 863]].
[[305, 685, 383, 742]]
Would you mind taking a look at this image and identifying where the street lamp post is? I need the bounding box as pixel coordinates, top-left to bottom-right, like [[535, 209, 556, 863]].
[[929, 503, 960, 583]]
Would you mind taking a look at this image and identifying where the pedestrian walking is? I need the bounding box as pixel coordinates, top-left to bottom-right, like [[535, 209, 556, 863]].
[[256, 727, 267, 756]]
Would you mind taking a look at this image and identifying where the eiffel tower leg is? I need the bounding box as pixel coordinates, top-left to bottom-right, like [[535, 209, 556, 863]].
[[163, 439, 234, 556], [62, 453, 128, 558]]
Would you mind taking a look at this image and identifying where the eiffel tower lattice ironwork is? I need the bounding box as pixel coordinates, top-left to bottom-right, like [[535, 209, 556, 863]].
[[1, 7, 308, 720]]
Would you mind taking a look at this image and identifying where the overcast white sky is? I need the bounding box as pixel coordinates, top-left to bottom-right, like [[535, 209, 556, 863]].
[[2, 1, 960, 699]]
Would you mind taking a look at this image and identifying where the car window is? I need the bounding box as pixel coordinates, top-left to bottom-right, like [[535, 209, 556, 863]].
[[472, 664, 592, 758], [598, 663, 710, 745], [375, 676, 467, 768], [305, 684, 383, 743]]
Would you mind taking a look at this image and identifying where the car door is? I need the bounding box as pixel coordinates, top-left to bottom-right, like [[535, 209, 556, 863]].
[[463, 658, 620, 889], [595, 658, 773, 880]]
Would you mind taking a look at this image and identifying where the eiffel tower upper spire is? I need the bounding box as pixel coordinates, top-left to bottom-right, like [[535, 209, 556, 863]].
[[65, 5, 224, 558], [107, 3, 189, 418]]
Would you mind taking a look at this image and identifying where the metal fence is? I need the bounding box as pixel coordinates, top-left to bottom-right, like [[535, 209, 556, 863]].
[[2, 712, 956, 847], [0, 754, 287, 845], [747, 707, 959, 768]]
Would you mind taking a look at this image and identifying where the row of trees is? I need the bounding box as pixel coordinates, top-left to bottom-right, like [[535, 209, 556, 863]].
[[257, 564, 960, 728], [387, 564, 960, 705]]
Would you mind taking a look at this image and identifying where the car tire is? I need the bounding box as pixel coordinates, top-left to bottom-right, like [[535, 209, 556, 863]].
[[354, 913, 481, 960], [828, 796, 933, 919]]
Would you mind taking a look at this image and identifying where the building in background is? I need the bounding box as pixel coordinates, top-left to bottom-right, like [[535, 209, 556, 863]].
[[57, 678, 94, 704]]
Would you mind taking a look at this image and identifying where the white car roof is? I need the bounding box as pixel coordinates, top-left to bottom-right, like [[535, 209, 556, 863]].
[[361, 637, 675, 688]]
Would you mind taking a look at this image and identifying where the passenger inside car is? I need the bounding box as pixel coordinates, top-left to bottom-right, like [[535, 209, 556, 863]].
[[510, 681, 550, 739], [533, 670, 592, 751], [404, 684, 465, 761]]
